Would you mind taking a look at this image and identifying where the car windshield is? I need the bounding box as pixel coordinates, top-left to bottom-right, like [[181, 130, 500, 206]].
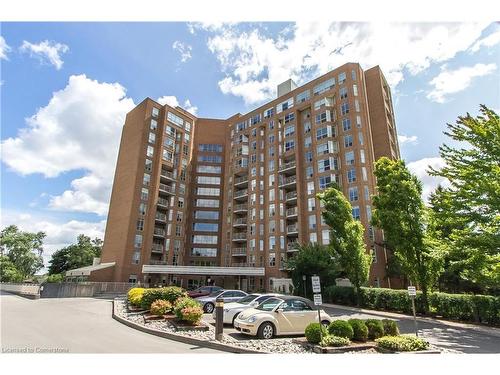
[[256, 297, 283, 311], [236, 294, 260, 305]]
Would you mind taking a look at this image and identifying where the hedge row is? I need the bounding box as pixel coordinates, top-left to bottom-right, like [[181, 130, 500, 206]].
[[324, 286, 500, 325]]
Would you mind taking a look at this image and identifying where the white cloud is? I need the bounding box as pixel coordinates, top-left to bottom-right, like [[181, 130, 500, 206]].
[[172, 41, 192, 63], [20, 40, 69, 70], [1, 210, 106, 269], [157, 95, 198, 115], [0, 36, 11, 60], [201, 22, 488, 105], [427, 63, 497, 103], [407, 157, 449, 202], [469, 28, 500, 53], [1, 74, 135, 216], [398, 134, 418, 145]]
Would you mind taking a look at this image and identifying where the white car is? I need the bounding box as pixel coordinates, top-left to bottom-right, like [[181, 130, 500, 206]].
[[212, 293, 283, 325], [234, 296, 332, 339], [196, 289, 248, 313]]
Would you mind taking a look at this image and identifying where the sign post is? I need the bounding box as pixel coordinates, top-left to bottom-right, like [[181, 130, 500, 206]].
[[311, 275, 323, 342], [407, 286, 418, 337]]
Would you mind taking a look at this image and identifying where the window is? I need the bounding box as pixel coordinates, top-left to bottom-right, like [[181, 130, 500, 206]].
[[304, 121, 311, 133], [152, 107, 159, 118], [178, 197, 184, 208], [195, 211, 219, 220], [306, 166, 313, 178], [197, 176, 220, 185], [345, 151, 355, 165], [305, 151, 313, 162], [146, 145, 154, 157], [269, 253, 276, 267], [134, 234, 143, 248], [364, 186, 370, 200], [136, 219, 144, 231], [296, 90, 310, 103], [193, 223, 219, 232], [284, 124, 295, 137], [360, 149, 366, 164], [284, 113, 295, 124], [316, 127, 329, 140], [264, 107, 274, 118], [319, 175, 332, 189], [198, 144, 223, 153], [250, 114, 261, 125], [197, 165, 222, 174], [143, 173, 150, 186], [167, 112, 184, 127], [196, 199, 219, 208], [362, 167, 368, 181], [322, 230, 330, 245], [355, 99, 360, 112], [197, 187, 220, 196], [344, 134, 353, 147], [318, 158, 331, 172], [148, 132, 156, 144], [338, 71, 347, 84], [358, 132, 364, 146], [128, 274, 137, 283], [366, 205, 372, 221], [191, 248, 217, 257], [317, 142, 331, 155], [315, 111, 331, 124], [139, 203, 147, 216], [347, 168, 357, 183], [308, 197, 316, 211], [141, 188, 149, 201], [352, 206, 360, 220], [165, 125, 176, 137], [342, 118, 351, 132], [340, 87, 348, 99], [348, 187, 359, 202], [304, 136, 312, 148], [285, 140, 295, 151], [314, 97, 333, 110], [356, 115, 362, 128], [144, 159, 152, 172], [308, 215, 316, 229], [307, 181, 315, 195], [276, 97, 294, 113], [198, 155, 222, 163], [351, 70, 357, 81], [313, 78, 335, 95], [150, 119, 157, 130], [192, 235, 218, 244], [353, 84, 358, 96], [132, 251, 140, 265], [310, 233, 317, 243], [183, 144, 189, 156], [341, 102, 349, 116]]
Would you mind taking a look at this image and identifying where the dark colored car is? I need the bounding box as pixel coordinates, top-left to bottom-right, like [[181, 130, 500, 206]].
[[187, 286, 223, 298]]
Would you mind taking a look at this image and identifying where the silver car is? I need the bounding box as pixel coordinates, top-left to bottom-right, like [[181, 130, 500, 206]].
[[212, 293, 283, 325], [196, 289, 248, 313]]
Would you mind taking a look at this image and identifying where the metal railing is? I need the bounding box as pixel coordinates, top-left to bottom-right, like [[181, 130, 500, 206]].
[[157, 197, 169, 207], [155, 212, 167, 222], [232, 248, 247, 255], [279, 176, 297, 186], [234, 176, 248, 185], [153, 228, 166, 236], [286, 207, 298, 216], [286, 191, 297, 200], [233, 204, 248, 212], [233, 218, 247, 225], [151, 244, 164, 253], [234, 189, 248, 198], [287, 224, 299, 233], [279, 160, 296, 171], [232, 233, 247, 240], [159, 183, 175, 194]]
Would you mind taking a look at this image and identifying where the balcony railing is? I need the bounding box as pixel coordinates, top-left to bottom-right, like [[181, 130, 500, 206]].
[[234, 189, 248, 198], [285, 191, 297, 201], [279, 175, 297, 187], [153, 228, 165, 236], [233, 218, 247, 226], [287, 241, 299, 252], [286, 207, 298, 217], [232, 233, 247, 241], [233, 204, 248, 212], [151, 244, 164, 253], [287, 224, 299, 234], [149, 260, 168, 265], [232, 262, 249, 267], [279, 160, 296, 172], [159, 183, 175, 194], [160, 170, 175, 180], [232, 247, 247, 256], [155, 212, 167, 222], [234, 176, 248, 185], [157, 197, 169, 207]]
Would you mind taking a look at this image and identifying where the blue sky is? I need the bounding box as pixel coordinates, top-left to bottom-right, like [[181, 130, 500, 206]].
[[1, 22, 499, 264]]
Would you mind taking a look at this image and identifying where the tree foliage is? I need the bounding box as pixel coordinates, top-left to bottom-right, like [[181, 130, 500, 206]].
[[429, 105, 500, 292], [48, 234, 103, 275], [0, 225, 45, 280], [286, 242, 340, 299], [317, 185, 372, 301], [371, 158, 443, 311]]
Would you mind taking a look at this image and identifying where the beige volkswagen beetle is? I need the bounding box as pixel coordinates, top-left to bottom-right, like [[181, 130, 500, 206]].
[[233, 295, 332, 339]]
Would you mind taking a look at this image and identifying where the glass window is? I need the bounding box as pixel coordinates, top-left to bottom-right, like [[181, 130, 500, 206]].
[[307, 181, 315, 195], [313, 78, 335, 95], [316, 127, 328, 140], [308, 197, 316, 211], [139, 202, 147, 215], [340, 87, 348, 99], [148, 132, 156, 144], [152, 107, 159, 118], [284, 140, 295, 151], [322, 230, 330, 245], [319, 175, 332, 189], [197, 176, 221, 185], [318, 158, 331, 173], [136, 219, 144, 231], [347, 168, 357, 183], [352, 206, 360, 220], [305, 151, 313, 162], [304, 136, 312, 148], [284, 124, 295, 137], [191, 248, 217, 257], [197, 165, 222, 174], [143, 173, 150, 186], [309, 215, 316, 229], [198, 144, 223, 153], [345, 151, 355, 165], [342, 118, 351, 132], [144, 159, 152, 172], [284, 113, 295, 124], [355, 100, 360, 112], [296, 90, 310, 103], [192, 235, 218, 244], [195, 210, 219, 220], [197, 187, 220, 196], [315, 111, 331, 124], [360, 149, 366, 163], [306, 166, 313, 178], [276, 97, 294, 113], [141, 188, 149, 201], [196, 199, 219, 208], [150, 119, 157, 130], [349, 187, 359, 202], [341, 102, 349, 116], [344, 135, 353, 147], [250, 114, 262, 125], [338, 72, 347, 85], [134, 234, 143, 248], [353, 84, 358, 96], [317, 142, 330, 155], [264, 107, 274, 118], [167, 111, 184, 127], [356, 115, 362, 128], [304, 121, 311, 133], [198, 155, 222, 163], [193, 223, 219, 232]]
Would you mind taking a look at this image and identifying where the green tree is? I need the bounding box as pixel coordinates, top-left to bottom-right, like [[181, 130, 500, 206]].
[[0, 225, 45, 279], [429, 105, 500, 293], [48, 234, 103, 275], [286, 242, 340, 299], [317, 185, 372, 304], [372, 158, 443, 312], [0, 255, 24, 282]]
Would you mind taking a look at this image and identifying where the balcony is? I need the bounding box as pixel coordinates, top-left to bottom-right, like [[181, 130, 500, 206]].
[[232, 233, 247, 242], [286, 207, 298, 218], [153, 228, 166, 237], [233, 218, 247, 227], [233, 204, 248, 213], [233, 189, 248, 201], [155, 212, 167, 222], [157, 197, 169, 208], [279, 175, 297, 189], [287, 241, 299, 252], [232, 247, 247, 256], [234, 175, 248, 187], [286, 224, 299, 236], [160, 170, 175, 181], [285, 191, 297, 204], [151, 244, 164, 253], [149, 260, 169, 265], [232, 262, 249, 267], [159, 183, 175, 195], [233, 164, 248, 176], [279, 160, 296, 175]]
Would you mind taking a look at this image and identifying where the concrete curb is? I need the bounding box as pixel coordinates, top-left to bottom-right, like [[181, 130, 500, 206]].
[[112, 299, 264, 354], [323, 303, 500, 338]]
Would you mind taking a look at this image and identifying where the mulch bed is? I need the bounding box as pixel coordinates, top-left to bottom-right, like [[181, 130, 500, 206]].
[[168, 319, 210, 332]]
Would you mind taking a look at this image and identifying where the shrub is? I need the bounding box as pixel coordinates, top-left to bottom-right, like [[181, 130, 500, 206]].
[[376, 335, 429, 352], [382, 319, 399, 336], [365, 319, 384, 340], [127, 287, 145, 307], [150, 300, 173, 316], [140, 287, 187, 309], [173, 297, 202, 321], [324, 286, 357, 306], [348, 319, 369, 342], [180, 306, 204, 324], [320, 335, 350, 347], [305, 323, 328, 344], [327, 320, 354, 339]]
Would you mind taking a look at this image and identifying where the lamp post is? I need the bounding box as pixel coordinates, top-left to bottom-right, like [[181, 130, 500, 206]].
[[302, 275, 307, 297]]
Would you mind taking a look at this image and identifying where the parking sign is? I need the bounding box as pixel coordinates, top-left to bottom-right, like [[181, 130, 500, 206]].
[[313, 294, 322, 306], [311, 276, 321, 293], [407, 286, 416, 296]]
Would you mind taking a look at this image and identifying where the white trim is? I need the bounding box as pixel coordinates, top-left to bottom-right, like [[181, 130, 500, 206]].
[[65, 262, 116, 277], [142, 265, 265, 276]]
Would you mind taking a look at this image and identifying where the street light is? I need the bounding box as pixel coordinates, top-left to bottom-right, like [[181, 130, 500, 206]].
[[302, 275, 306, 297]]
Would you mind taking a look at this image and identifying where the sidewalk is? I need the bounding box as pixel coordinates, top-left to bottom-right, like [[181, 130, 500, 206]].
[[323, 303, 500, 339]]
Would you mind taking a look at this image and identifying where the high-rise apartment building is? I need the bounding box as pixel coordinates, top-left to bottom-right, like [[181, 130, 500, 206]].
[[79, 63, 401, 292]]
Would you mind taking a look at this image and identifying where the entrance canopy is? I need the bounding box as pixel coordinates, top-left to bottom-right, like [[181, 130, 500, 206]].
[[142, 264, 265, 276]]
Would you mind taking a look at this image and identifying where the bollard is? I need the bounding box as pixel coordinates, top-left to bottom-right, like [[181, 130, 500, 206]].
[[215, 297, 224, 341]]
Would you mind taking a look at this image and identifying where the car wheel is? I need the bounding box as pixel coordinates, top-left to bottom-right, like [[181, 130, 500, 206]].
[[321, 320, 330, 329], [257, 322, 275, 339], [232, 312, 240, 326], [204, 302, 214, 313]]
